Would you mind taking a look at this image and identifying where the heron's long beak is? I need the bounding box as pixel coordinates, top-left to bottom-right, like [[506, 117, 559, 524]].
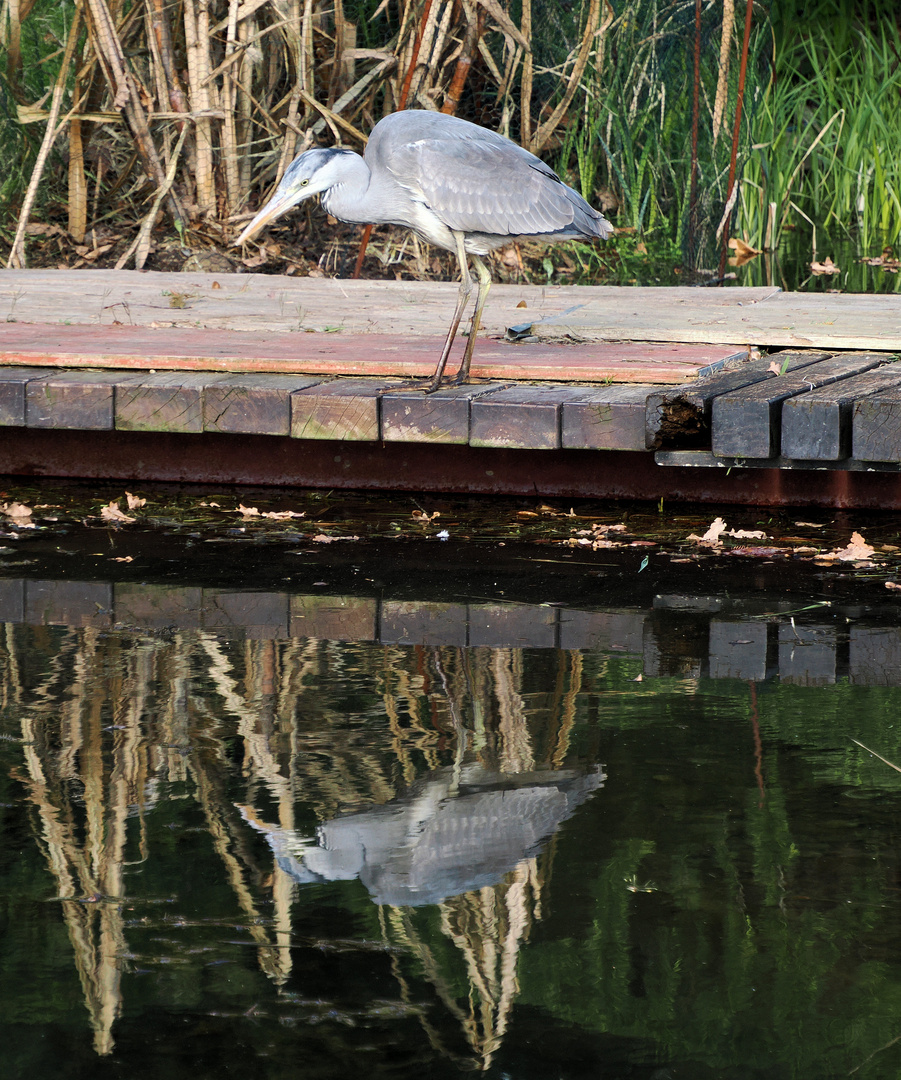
[[232, 184, 309, 246]]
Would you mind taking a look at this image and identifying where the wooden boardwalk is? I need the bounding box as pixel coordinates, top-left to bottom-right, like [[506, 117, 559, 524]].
[[1, 269, 900, 506]]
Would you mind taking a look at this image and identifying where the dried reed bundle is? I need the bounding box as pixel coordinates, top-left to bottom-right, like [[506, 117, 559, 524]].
[[6, 0, 604, 270]]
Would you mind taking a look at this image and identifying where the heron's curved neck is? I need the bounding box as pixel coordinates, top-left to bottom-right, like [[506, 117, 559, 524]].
[[319, 154, 379, 225]]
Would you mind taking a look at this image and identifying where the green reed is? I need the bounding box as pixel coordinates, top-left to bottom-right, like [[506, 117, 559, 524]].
[[737, 0, 901, 254]]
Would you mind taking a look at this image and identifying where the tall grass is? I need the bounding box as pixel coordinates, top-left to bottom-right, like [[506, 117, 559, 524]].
[[738, 0, 901, 253], [1, 0, 899, 277], [561, 0, 769, 272]]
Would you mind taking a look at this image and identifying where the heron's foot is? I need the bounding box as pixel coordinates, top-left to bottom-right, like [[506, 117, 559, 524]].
[[378, 373, 470, 396]]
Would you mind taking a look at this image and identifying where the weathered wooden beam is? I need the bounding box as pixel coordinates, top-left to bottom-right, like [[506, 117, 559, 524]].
[[204, 374, 324, 435], [562, 384, 658, 451], [380, 383, 509, 444], [781, 358, 901, 459], [27, 370, 146, 430], [853, 385, 901, 462], [0, 367, 58, 426], [469, 385, 590, 449], [712, 353, 884, 458], [290, 378, 403, 441], [116, 372, 234, 433], [646, 352, 830, 450]]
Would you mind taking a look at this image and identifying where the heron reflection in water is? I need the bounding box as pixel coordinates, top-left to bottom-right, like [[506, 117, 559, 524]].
[[239, 762, 604, 907], [234, 111, 613, 392]]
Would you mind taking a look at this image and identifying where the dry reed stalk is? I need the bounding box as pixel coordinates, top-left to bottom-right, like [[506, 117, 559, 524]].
[[4, 0, 22, 93], [404, 0, 441, 107], [220, 0, 242, 212], [300, 89, 369, 143], [311, 55, 396, 138], [183, 0, 216, 214], [520, 0, 532, 147], [528, 0, 604, 155], [712, 0, 735, 144], [67, 119, 87, 242], [237, 16, 256, 196], [83, 0, 183, 222], [300, 0, 315, 123], [441, 2, 485, 115], [422, 0, 454, 106]]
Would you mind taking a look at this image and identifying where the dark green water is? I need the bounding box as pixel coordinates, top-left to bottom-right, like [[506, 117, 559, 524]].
[[3, 486, 901, 1079]]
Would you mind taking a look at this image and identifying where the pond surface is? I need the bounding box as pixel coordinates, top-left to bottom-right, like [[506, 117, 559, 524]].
[[3, 488, 901, 1079]]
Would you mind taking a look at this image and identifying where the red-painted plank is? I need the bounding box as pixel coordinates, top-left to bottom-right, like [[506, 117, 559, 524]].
[[0, 323, 743, 384]]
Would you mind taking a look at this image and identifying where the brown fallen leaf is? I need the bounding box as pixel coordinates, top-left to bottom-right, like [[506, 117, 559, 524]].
[[1, 501, 33, 522], [727, 236, 762, 267], [125, 492, 146, 510], [687, 517, 728, 546], [100, 501, 136, 524], [240, 250, 269, 268], [310, 533, 359, 543], [727, 528, 769, 540], [814, 531, 876, 564], [885, 581, 901, 590], [810, 257, 840, 275], [236, 504, 260, 517], [261, 510, 305, 520], [835, 531, 875, 561], [412, 510, 440, 523], [111, 556, 134, 563]]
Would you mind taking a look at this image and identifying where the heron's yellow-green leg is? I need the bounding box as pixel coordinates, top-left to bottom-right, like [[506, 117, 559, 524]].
[[447, 254, 491, 387]]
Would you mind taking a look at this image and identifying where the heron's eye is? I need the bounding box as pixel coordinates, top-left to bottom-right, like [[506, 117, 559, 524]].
[[300, 179, 309, 186]]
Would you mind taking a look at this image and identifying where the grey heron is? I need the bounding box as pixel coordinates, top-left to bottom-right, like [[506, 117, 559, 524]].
[[234, 110, 613, 392]]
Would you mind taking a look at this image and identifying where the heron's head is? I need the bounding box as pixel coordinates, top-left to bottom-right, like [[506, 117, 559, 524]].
[[233, 147, 358, 244]]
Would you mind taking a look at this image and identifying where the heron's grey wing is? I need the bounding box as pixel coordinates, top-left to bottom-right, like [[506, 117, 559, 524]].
[[383, 134, 604, 239]]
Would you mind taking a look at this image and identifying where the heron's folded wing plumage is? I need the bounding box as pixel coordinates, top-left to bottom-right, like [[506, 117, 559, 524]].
[[384, 135, 603, 239]]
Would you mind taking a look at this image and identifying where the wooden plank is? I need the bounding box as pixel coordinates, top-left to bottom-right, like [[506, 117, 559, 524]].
[[2, 269, 899, 351], [204, 374, 324, 435], [562, 384, 658, 451], [27, 370, 145, 430], [381, 382, 509, 444], [712, 354, 883, 458], [0, 366, 58, 426], [0, 322, 746, 385], [0, 269, 782, 337], [469, 385, 589, 449], [116, 372, 234, 433], [781, 359, 901, 460], [290, 378, 403, 441], [524, 288, 901, 350], [853, 386, 901, 462], [646, 351, 830, 449]]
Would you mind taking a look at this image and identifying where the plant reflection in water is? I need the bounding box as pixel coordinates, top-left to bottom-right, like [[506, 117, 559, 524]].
[[6, 574, 901, 1079], [3, 616, 602, 1073]]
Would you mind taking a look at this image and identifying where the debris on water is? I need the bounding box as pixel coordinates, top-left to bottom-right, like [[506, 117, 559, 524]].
[[100, 501, 137, 524]]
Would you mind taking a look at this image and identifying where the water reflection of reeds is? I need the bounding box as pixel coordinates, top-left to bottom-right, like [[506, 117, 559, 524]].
[[2, 616, 602, 1067]]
